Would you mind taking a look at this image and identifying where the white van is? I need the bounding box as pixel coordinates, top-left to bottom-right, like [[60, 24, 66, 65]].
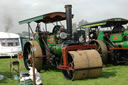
[[0, 32, 22, 57]]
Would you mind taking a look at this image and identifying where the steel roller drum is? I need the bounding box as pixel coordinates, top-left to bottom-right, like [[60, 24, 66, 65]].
[[68, 49, 102, 80]]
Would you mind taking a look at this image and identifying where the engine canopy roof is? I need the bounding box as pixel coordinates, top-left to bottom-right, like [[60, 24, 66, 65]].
[[81, 18, 128, 28], [19, 12, 73, 24]]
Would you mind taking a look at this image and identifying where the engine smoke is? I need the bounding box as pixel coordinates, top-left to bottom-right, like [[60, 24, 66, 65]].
[[4, 15, 13, 32]]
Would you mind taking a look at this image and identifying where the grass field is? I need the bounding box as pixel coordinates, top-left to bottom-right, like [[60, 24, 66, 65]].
[[0, 58, 128, 85]]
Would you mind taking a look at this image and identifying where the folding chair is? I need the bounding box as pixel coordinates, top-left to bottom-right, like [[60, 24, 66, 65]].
[[10, 55, 20, 78]]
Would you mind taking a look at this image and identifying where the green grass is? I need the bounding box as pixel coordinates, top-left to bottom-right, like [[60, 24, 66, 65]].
[[0, 58, 128, 85]]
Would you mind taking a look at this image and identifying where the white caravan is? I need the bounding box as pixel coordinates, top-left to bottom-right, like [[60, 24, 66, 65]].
[[0, 32, 22, 57]]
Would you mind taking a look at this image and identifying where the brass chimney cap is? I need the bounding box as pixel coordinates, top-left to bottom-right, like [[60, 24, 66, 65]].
[[65, 5, 72, 8]]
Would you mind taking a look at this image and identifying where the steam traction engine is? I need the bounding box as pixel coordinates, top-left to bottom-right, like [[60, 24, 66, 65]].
[[81, 18, 128, 64], [19, 5, 103, 80]]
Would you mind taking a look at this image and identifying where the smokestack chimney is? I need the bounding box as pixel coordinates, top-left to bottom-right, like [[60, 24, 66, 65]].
[[65, 5, 72, 38]]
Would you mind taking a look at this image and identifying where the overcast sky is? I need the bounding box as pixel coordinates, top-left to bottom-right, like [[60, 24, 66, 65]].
[[0, 0, 128, 33]]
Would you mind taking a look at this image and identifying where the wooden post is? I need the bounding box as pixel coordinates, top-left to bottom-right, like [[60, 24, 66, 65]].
[[32, 45, 36, 85], [10, 56, 12, 77]]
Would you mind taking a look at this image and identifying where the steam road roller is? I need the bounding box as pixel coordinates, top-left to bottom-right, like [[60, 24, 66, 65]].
[[81, 18, 128, 64], [19, 5, 103, 80]]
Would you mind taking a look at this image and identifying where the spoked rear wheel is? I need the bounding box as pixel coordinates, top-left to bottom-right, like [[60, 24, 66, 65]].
[[90, 40, 108, 64], [23, 41, 43, 71]]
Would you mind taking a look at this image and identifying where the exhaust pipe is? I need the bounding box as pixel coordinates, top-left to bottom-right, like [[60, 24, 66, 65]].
[[65, 5, 72, 39]]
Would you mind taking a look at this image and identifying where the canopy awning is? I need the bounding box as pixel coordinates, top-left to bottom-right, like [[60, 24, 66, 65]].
[[19, 12, 74, 24], [81, 18, 128, 28]]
